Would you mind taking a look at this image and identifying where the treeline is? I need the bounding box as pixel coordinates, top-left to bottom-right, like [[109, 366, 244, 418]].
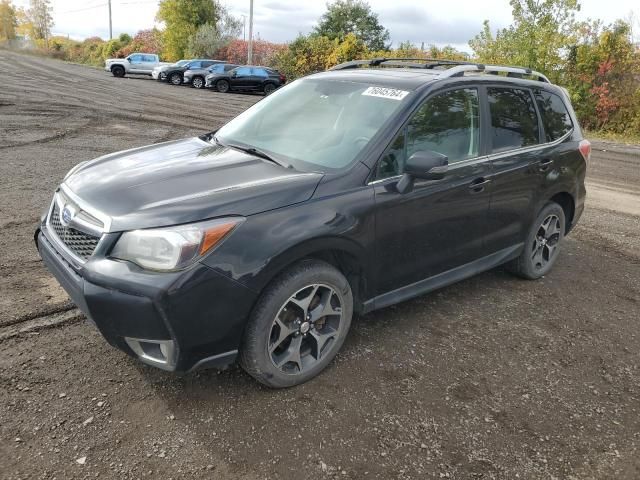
[[1, 0, 638, 136]]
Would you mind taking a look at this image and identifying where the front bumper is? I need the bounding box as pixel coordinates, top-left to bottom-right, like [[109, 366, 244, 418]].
[[35, 225, 257, 373]]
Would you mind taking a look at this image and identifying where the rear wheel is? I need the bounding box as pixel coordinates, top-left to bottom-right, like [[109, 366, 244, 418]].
[[507, 202, 565, 280], [191, 76, 205, 89], [263, 83, 276, 95], [240, 260, 353, 388], [168, 72, 182, 86], [111, 65, 125, 78], [216, 79, 230, 93]]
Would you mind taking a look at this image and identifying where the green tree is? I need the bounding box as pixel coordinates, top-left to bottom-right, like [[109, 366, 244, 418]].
[[327, 32, 367, 65], [187, 6, 242, 58], [0, 0, 17, 41], [315, 0, 390, 50], [28, 0, 52, 47], [470, 0, 581, 80], [156, 0, 219, 61]]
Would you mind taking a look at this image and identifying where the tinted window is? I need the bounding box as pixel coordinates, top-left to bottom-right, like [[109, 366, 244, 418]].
[[376, 88, 480, 179], [224, 64, 239, 72], [235, 67, 252, 77], [488, 88, 539, 152], [201, 61, 214, 68], [535, 91, 573, 142], [252, 68, 268, 77]]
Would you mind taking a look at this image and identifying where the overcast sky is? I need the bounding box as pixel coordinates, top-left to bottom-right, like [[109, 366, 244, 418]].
[[12, 0, 640, 50]]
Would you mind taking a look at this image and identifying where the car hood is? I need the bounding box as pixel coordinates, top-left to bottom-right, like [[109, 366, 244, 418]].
[[64, 137, 323, 232]]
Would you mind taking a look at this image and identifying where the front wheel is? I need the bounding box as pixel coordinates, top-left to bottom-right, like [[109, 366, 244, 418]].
[[168, 72, 182, 86], [191, 76, 205, 89], [216, 79, 230, 93], [111, 66, 125, 78], [240, 260, 353, 388], [507, 202, 566, 280]]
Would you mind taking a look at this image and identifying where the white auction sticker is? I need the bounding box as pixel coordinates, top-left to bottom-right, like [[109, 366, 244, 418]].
[[362, 86, 409, 100]]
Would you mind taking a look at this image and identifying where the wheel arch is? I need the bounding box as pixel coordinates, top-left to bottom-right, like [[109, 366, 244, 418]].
[[251, 237, 370, 315], [548, 191, 575, 233]]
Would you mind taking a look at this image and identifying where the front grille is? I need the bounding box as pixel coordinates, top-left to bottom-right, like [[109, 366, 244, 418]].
[[50, 204, 101, 260]]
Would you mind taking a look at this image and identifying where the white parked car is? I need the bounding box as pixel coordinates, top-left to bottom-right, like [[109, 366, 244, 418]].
[[105, 53, 168, 78]]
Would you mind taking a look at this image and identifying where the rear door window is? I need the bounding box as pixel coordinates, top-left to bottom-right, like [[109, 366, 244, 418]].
[[535, 91, 573, 142], [487, 88, 540, 153], [252, 68, 268, 77]]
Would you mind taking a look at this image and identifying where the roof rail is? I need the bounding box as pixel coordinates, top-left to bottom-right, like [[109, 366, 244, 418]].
[[441, 64, 550, 83], [329, 58, 550, 83], [330, 57, 477, 71]]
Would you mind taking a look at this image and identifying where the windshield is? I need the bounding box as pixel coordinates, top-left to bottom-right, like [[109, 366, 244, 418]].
[[175, 60, 190, 67], [216, 78, 412, 172]]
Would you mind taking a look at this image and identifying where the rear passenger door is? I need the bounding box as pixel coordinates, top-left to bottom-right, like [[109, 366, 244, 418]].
[[484, 86, 545, 253], [251, 68, 269, 90]]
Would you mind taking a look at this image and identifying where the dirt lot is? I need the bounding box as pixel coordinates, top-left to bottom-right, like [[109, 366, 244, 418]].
[[1, 50, 639, 480]]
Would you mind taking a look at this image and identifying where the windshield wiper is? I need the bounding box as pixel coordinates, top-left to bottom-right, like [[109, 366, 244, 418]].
[[213, 136, 291, 169]]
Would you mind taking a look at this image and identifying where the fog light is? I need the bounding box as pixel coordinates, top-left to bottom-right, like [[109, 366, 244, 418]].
[[124, 337, 176, 371]]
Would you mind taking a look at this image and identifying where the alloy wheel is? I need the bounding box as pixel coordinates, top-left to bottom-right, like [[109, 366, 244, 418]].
[[268, 284, 344, 375], [192, 77, 204, 89], [530, 214, 561, 270], [170, 73, 182, 85]]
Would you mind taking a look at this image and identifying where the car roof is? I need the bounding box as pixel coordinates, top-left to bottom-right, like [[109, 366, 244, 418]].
[[307, 68, 441, 90]]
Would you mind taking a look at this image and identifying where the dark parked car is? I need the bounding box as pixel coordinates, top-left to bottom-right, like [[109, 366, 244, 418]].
[[185, 63, 239, 89], [36, 58, 589, 388], [163, 59, 225, 86], [205, 65, 286, 95]]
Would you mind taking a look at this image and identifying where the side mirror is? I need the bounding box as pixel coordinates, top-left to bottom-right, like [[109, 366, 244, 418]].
[[230, 71, 237, 78], [405, 151, 448, 180], [126, 57, 131, 62], [396, 151, 448, 194]]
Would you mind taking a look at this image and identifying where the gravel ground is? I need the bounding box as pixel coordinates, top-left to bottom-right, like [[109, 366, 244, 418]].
[[1, 50, 639, 480]]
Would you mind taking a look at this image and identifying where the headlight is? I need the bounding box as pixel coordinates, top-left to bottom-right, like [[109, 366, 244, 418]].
[[110, 217, 244, 271], [63, 161, 88, 181]]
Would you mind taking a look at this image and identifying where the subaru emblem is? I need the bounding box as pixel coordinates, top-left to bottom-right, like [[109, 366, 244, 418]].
[[61, 205, 75, 226]]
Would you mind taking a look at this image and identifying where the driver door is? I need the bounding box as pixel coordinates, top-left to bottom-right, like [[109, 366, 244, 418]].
[[372, 87, 492, 297], [127, 54, 144, 73]]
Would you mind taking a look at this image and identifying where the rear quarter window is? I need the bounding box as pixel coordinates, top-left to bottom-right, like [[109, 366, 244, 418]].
[[535, 91, 573, 142], [488, 87, 540, 153]]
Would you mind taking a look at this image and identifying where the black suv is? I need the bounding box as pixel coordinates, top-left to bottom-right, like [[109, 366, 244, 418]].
[[164, 59, 224, 86], [205, 65, 286, 95], [36, 58, 589, 388]]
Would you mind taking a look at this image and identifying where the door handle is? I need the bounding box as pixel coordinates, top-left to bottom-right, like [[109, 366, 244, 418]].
[[468, 177, 491, 193], [538, 158, 553, 172]]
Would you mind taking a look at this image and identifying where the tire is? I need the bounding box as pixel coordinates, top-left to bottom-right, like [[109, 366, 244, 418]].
[[168, 72, 183, 86], [216, 79, 230, 93], [240, 260, 353, 388], [111, 65, 125, 78], [507, 202, 566, 280], [191, 76, 205, 89], [263, 83, 276, 95]]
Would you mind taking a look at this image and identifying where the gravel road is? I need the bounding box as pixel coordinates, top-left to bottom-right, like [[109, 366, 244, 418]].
[[1, 50, 639, 479]]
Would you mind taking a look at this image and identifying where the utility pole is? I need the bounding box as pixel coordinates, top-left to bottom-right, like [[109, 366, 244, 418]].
[[108, 0, 113, 40], [247, 0, 254, 64]]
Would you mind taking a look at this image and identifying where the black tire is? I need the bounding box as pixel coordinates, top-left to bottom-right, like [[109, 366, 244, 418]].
[[507, 202, 566, 280], [111, 65, 125, 78], [191, 76, 205, 89], [240, 260, 353, 388], [168, 72, 183, 86], [216, 79, 230, 93], [263, 83, 276, 95]]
